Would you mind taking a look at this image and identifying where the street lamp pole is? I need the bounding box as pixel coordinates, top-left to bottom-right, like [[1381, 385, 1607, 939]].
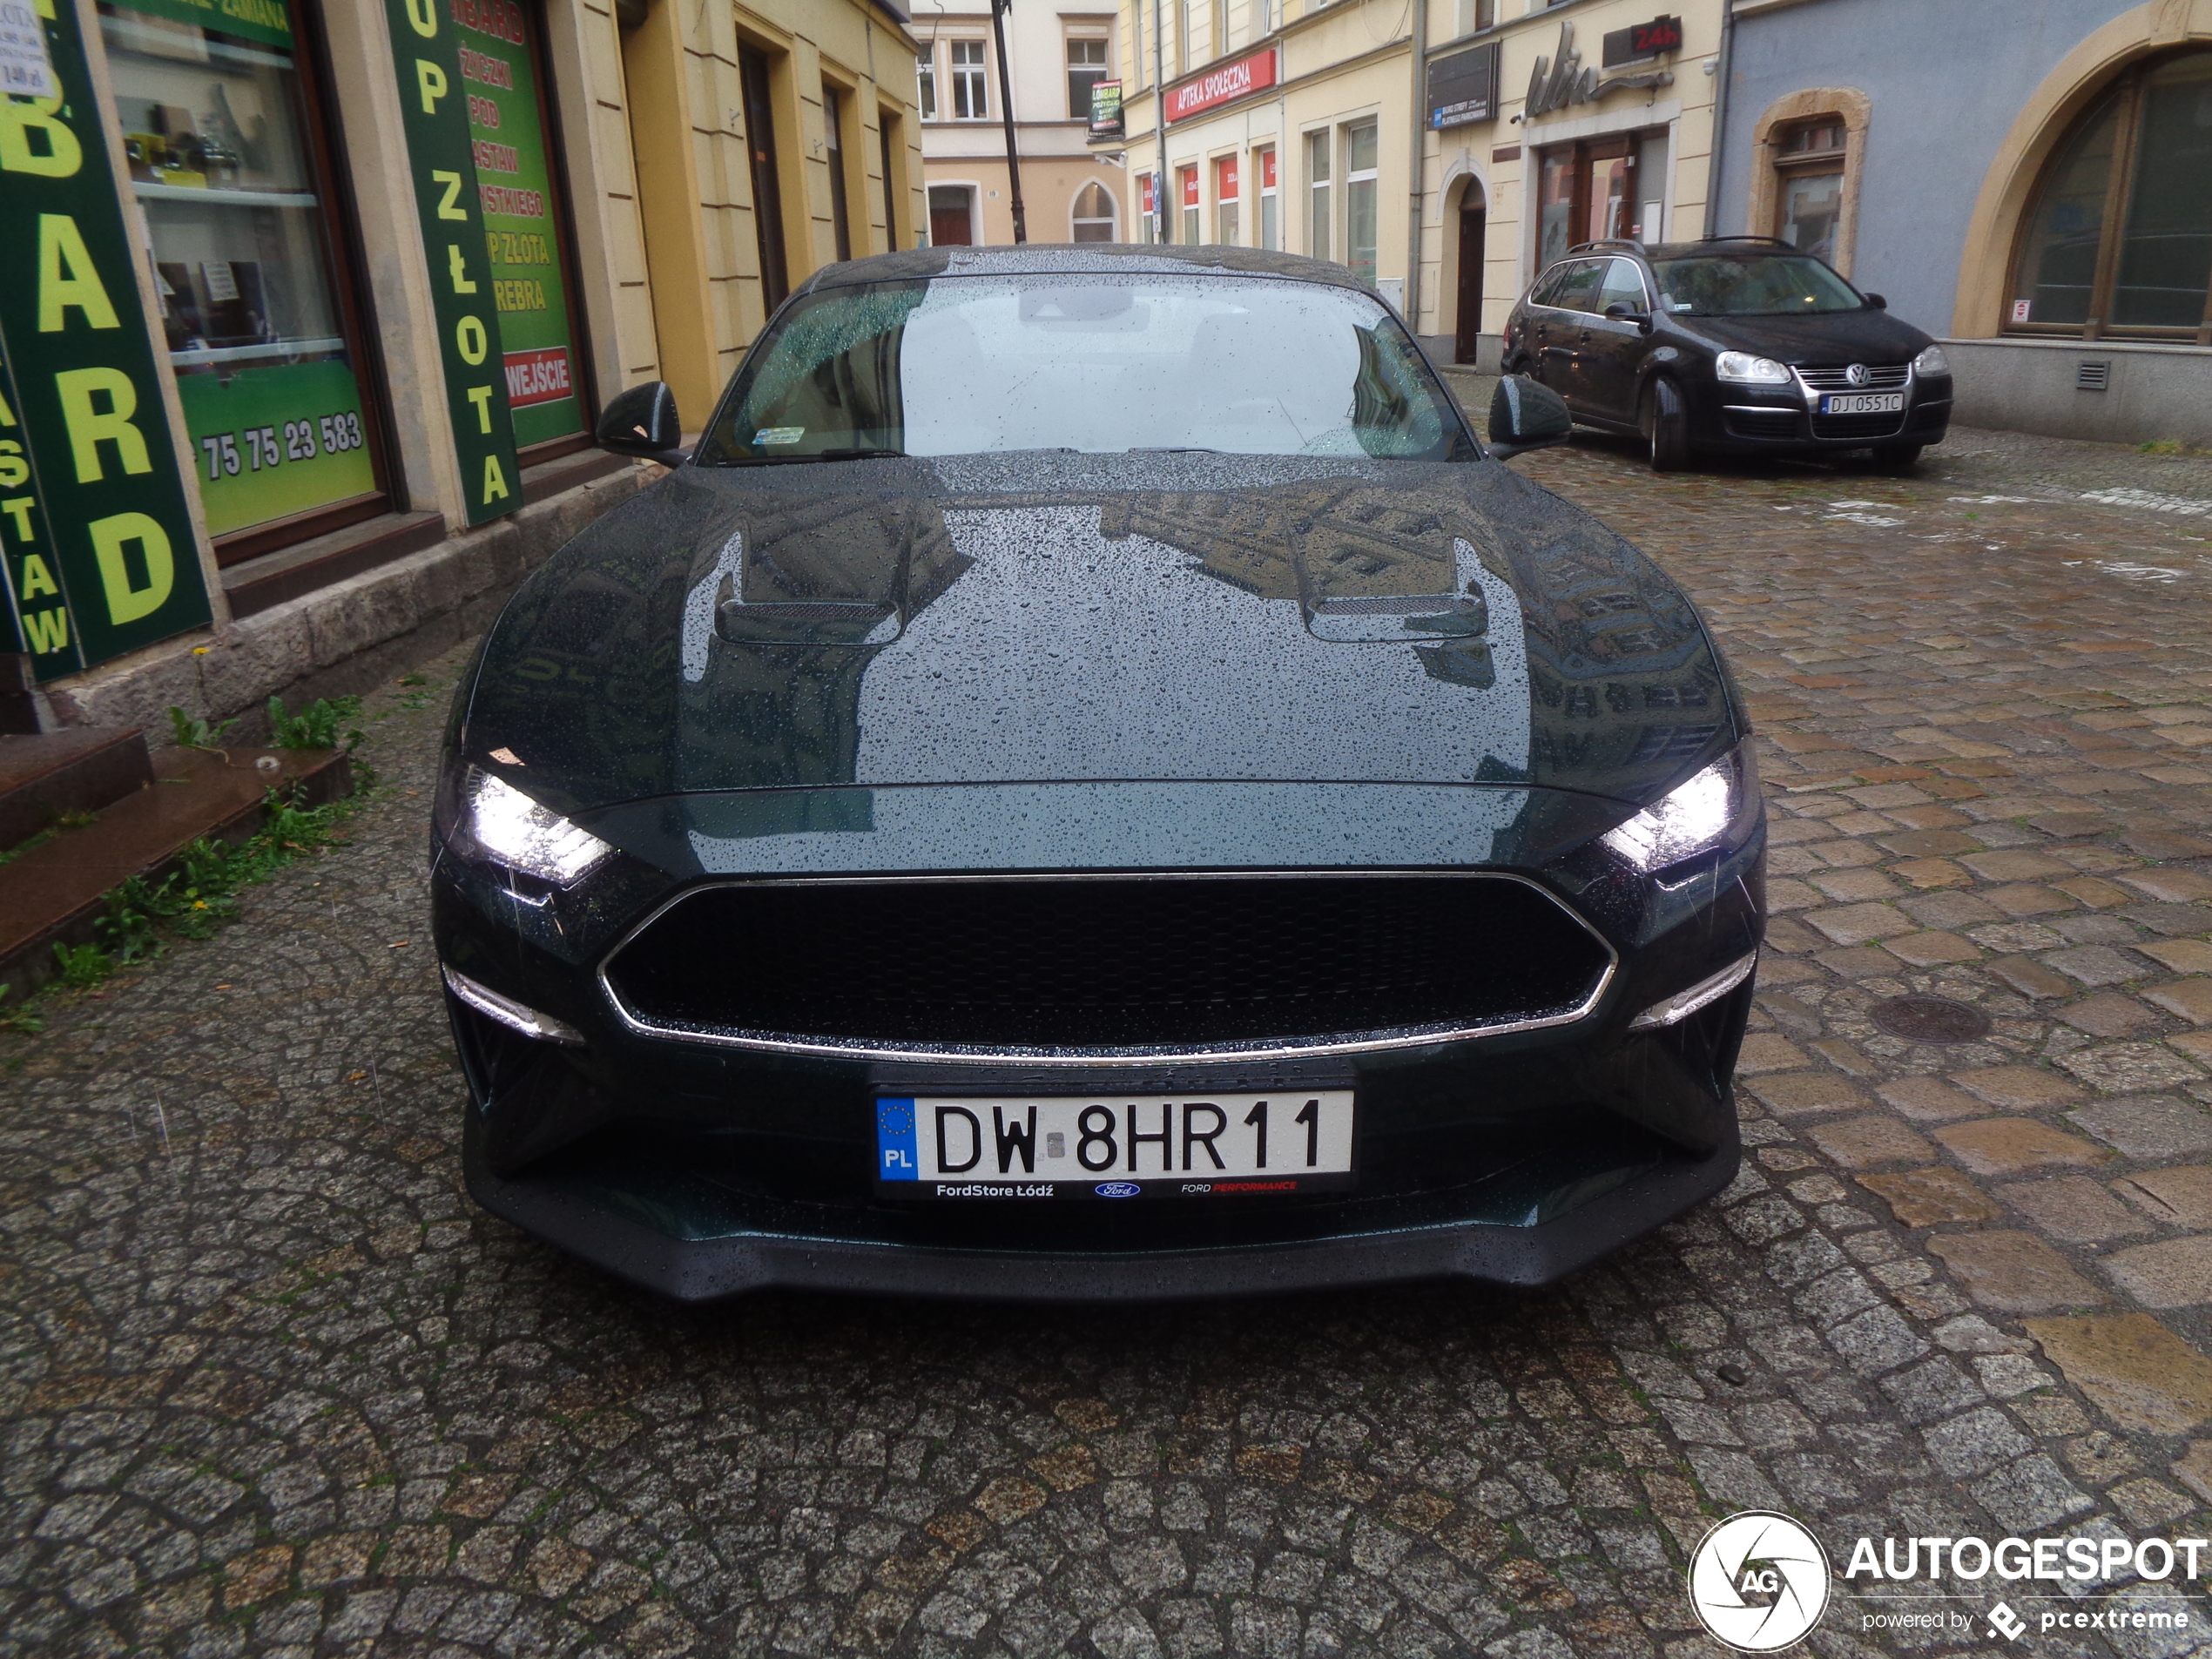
[[991, 0, 1027, 243]]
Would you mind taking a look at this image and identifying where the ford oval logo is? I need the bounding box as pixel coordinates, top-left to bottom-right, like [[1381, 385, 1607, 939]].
[[1845, 362, 1870, 387], [1095, 1181, 1143, 1198]]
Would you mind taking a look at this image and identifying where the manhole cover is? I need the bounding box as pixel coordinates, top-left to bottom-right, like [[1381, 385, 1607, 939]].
[[1869, 995, 1993, 1044]]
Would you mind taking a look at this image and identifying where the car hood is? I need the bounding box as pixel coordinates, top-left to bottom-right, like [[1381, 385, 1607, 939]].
[[1680, 307, 1932, 364], [460, 452, 1739, 819]]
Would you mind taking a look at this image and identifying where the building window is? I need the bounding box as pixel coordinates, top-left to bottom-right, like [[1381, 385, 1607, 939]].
[[1345, 120, 1378, 284], [100, 0, 392, 554], [1446, 0, 1494, 37], [917, 49, 936, 120], [1179, 165, 1200, 244], [1254, 0, 1276, 33], [1068, 37, 1108, 119], [1180, 0, 1196, 74], [1139, 172, 1159, 242], [1538, 130, 1668, 268], [2010, 48, 2212, 341], [880, 111, 902, 248], [1306, 130, 1331, 260], [1258, 146, 1278, 249], [1215, 154, 1239, 244], [739, 45, 790, 311], [928, 185, 974, 246], [1771, 120, 1844, 261], [1072, 181, 1117, 242], [951, 40, 988, 120], [824, 85, 852, 262]]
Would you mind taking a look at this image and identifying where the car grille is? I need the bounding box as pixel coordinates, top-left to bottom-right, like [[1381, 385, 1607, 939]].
[[1811, 409, 1909, 440], [1723, 408, 1800, 440], [601, 873, 1615, 1060], [1796, 362, 1912, 391]]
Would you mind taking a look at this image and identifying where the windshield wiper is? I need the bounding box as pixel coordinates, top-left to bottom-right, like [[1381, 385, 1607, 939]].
[[718, 445, 909, 466], [1126, 446, 1224, 454]]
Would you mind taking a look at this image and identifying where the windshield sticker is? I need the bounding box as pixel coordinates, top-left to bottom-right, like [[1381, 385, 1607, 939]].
[[754, 427, 805, 445]]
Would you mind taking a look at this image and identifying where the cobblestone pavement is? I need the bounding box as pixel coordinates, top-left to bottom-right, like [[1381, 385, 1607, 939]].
[[6, 421, 2212, 1659]]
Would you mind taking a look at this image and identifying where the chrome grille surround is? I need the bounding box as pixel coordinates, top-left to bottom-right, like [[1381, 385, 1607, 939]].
[[597, 870, 1621, 1066]]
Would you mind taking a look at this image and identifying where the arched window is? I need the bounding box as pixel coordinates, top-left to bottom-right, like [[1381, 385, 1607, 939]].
[[1072, 181, 1117, 243], [2010, 48, 2212, 341]]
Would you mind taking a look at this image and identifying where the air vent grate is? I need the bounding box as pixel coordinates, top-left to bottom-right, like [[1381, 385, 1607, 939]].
[[2076, 361, 2111, 391]]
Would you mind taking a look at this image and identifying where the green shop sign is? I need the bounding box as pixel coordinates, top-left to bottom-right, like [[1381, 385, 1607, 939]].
[[382, 0, 520, 524], [0, 0, 214, 680]]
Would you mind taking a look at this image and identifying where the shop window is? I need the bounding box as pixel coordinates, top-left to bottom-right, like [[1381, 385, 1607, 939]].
[[929, 185, 974, 246], [1067, 37, 1108, 119], [950, 40, 988, 119], [917, 48, 936, 120], [1139, 172, 1159, 243], [1345, 121, 1378, 285], [2010, 49, 2212, 341], [1072, 182, 1116, 242], [459, 0, 593, 459], [99, 0, 388, 556], [824, 85, 852, 263], [1306, 129, 1330, 260], [1215, 155, 1239, 245], [1258, 146, 1278, 250], [1445, 0, 1494, 37], [1538, 130, 1667, 268], [1179, 165, 1199, 245], [738, 44, 789, 311]]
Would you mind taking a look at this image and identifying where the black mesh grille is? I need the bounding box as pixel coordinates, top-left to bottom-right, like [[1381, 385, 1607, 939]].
[[604, 875, 1612, 1054], [1723, 408, 1800, 440], [1811, 410, 1908, 440]]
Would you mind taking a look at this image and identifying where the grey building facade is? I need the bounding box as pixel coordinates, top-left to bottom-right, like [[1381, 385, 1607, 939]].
[[1713, 0, 2212, 446]]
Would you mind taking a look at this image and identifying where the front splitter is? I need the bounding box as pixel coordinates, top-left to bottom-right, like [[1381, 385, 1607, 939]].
[[464, 1123, 1739, 1303]]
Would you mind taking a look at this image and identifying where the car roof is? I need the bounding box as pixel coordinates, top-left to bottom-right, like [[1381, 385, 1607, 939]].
[[1555, 237, 1811, 267], [793, 243, 1378, 298]]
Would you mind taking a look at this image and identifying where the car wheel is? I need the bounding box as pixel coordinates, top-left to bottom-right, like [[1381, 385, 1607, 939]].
[[1643, 379, 1691, 473], [1872, 443, 1924, 471]]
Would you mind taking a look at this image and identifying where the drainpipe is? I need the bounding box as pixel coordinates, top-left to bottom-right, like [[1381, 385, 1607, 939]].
[[992, 0, 1027, 241], [1154, 0, 1169, 240], [1701, 0, 1735, 239], [1405, 0, 1428, 327]]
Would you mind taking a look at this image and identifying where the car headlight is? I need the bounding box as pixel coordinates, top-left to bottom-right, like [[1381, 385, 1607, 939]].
[[1602, 747, 1761, 875], [1912, 343, 1950, 377], [453, 766, 614, 886], [1715, 352, 1791, 385]]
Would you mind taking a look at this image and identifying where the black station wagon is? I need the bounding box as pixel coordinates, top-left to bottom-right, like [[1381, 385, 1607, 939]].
[[432, 245, 1765, 1303], [1502, 236, 1953, 472]]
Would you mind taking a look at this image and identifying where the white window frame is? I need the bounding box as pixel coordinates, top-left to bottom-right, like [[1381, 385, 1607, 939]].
[[950, 39, 989, 120], [1066, 34, 1109, 120], [1070, 179, 1119, 241], [917, 45, 937, 121]]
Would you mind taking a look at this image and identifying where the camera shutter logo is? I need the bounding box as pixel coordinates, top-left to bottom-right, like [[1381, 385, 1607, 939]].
[[1687, 1511, 1831, 1651]]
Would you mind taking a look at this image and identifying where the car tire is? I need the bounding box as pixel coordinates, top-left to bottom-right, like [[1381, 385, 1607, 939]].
[[1872, 443, 1924, 470], [1644, 380, 1691, 473]]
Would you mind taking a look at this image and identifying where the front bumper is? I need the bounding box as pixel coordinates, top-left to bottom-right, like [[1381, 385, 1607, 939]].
[[1699, 376, 1952, 454], [462, 1103, 1741, 1301]]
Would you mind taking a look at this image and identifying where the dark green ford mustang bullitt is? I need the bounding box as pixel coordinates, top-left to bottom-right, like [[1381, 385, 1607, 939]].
[[430, 245, 1765, 1301]]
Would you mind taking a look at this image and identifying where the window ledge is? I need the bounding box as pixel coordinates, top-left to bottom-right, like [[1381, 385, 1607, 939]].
[[221, 510, 447, 620], [1948, 336, 2212, 356]]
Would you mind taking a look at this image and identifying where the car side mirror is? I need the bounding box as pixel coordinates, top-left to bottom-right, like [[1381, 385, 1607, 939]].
[[1487, 375, 1573, 460], [596, 381, 687, 466], [1604, 300, 1655, 334], [1864, 293, 1887, 310]]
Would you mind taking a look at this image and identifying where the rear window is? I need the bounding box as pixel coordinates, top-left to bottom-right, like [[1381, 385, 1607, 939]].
[[1649, 253, 1865, 315]]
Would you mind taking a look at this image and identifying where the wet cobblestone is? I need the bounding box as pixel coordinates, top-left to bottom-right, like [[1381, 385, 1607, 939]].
[[5, 422, 2212, 1658]]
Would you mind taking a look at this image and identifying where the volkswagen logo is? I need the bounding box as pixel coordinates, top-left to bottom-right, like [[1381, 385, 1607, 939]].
[[1845, 362, 1871, 387], [1687, 1511, 1831, 1651]]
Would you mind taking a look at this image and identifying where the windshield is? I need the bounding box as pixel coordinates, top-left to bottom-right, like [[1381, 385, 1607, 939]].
[[695, 274, 1474, 464], [1649, 253, 1865, 316]]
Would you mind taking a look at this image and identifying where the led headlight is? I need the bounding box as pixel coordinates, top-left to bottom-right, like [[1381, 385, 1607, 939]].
[[1912, 343, 1950, 377], [1602, 746, 1760, 875], [1715, 352, 1791, 385], [455, 766, 614, 886]]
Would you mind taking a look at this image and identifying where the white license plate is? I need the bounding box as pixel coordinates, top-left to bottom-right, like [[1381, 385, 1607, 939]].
[[875, 1091, 1356, 1199], [1818, 392, 1904, 415]]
